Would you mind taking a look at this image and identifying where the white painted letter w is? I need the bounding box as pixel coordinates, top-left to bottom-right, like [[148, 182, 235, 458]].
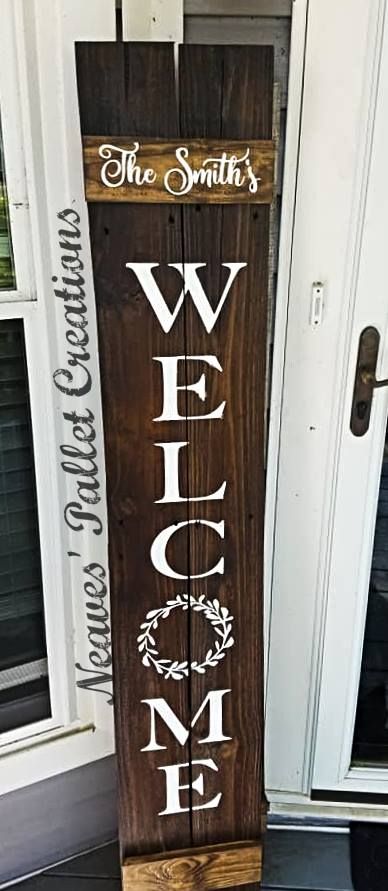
[[125, 262, 246, 333]]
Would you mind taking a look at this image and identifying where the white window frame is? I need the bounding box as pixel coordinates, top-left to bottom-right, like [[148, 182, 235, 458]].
[[0, 0, 117, 795]]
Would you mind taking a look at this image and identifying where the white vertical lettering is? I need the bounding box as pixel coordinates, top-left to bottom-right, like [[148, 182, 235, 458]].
[[150, 519, 224, 580], [125, 261, 246, 333], [154, 441, 226, 503], [141, 690, 232, 752], [153, 355, 225, 422], [158, 759, 222, 815]]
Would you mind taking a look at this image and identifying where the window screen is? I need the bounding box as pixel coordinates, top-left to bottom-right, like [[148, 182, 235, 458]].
[[0, 319, 50, 733]]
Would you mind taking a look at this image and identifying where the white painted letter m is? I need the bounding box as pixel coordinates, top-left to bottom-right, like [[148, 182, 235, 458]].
[[141, 689, 231, 752]]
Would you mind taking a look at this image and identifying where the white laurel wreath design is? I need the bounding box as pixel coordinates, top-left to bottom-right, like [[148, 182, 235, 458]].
[[137, 593, 234, 680]]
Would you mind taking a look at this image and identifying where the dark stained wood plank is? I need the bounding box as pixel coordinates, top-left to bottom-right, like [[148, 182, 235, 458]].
[[179, 44, 273, 886], [82, 136, 275, 204], [76, 42, 192, 858], [122, 840, 262, 890]]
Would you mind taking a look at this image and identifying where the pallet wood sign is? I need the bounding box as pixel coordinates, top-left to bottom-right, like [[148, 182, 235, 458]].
[[83, 137, 274, 204], [76, 42, 273, 891]]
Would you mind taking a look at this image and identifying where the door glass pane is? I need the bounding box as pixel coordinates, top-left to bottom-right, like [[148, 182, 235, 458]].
[[0, 319, 50, 733], [352, 422, 388, 763], [0, 118, 16, 290]]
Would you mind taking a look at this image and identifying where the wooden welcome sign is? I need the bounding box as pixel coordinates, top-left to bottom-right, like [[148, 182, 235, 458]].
[[76, 42, 274, 891]]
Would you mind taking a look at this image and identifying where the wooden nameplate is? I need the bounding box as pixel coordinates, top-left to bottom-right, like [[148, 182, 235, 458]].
[[82, 136, 275, 204]]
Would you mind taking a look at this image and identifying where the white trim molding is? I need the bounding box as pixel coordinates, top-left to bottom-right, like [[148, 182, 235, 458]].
[[0, 7, 34, 300], [122, 0, 184, 41], [263, 0, 308, 690]]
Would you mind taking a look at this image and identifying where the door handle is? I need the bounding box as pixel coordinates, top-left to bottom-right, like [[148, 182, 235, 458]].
[[360, 370, 388, 388], [350, 326, 388, 436]]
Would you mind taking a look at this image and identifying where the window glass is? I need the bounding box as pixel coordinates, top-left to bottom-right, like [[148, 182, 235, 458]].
[[0, 319, 50, 733], [0, 120, 16, 291]]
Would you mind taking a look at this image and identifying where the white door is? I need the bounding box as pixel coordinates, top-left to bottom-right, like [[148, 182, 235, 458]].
[[312, 3, 388, 795], [266, 0, 388, 813]]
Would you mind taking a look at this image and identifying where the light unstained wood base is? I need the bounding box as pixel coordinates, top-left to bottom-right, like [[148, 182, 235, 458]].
[[122, 839, 262, 891]]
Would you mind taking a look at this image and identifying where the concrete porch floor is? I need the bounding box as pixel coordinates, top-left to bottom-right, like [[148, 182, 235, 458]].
[[11, 830, 354, 891]]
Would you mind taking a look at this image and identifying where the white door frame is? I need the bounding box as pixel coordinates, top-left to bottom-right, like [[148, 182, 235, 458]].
[[266, 0, 388, 814]]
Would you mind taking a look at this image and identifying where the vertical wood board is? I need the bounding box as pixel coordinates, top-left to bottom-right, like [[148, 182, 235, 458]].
[[179, 44, 272, 891], [76, 42, 191, 854]]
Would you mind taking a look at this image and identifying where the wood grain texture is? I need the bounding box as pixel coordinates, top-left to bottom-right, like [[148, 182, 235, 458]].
[[76, 42, 191, 857], [185, 17, 290, 110], [122, 841, 262, 891], [83, 137, 274, 204], [76, 41, 272, 884], [180, 44, 273, 891]]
